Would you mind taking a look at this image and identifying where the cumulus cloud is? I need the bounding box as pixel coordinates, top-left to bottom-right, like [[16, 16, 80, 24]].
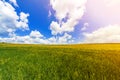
[[0, 0, 75, 44], [0, 30, 49, 44], [58, 33, 73, 43], [48, 33, 74, 44], [50, 0, 87, 35], [30, 30, 43, 38], [83, 24, 120, 43], [0, 0, 48, 44], [16, 12, 29, 30], [9, 0, 18, 7], [50, 21, 62, 35], [0, 30, 74, 44], [0, 0, 29, 35], [81, 23, 89, 31]]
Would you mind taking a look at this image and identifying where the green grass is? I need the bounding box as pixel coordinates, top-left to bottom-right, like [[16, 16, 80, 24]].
[[0, 43, 120, 80]]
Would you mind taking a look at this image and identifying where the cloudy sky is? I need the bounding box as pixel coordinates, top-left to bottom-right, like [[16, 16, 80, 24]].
[[0, 0, 120, 44]]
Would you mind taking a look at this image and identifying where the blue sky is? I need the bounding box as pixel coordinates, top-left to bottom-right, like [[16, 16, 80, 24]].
[[0, 0, 120, 44], [16, 0, 52, 37]]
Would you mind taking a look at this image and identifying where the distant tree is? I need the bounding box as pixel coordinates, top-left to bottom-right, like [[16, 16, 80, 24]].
[[1, 42, 5, 44]]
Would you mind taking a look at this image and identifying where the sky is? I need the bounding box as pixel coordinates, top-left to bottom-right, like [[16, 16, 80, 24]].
[[0, 0, 120, 44]]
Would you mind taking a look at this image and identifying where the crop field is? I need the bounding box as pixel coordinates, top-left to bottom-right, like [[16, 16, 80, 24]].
[[0, 43, 120, 80]]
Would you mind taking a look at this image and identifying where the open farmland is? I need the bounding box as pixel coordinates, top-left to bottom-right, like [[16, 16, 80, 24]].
[[0, 43, 120, 80]]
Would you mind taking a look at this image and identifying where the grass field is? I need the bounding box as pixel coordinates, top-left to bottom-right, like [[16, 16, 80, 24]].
[[0, 43, 120, 80]]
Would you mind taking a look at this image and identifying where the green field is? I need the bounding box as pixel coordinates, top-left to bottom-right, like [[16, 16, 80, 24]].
[[0, 43, 120, 80]]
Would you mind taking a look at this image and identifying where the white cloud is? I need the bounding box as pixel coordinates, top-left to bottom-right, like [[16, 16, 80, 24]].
[[30, 30, 43, 38], [9, 0, 18, 7], [0, 30, 74, 44], [0, 0, 75, 44], [50, 0, 87, 35], [50, 21, 62, 35], [83, 24, 120, 43], [16, 12, 29, 30], [58, 33, 73, 43], [0, 0, 29, 35], [48, 33, 74, 44], [81, 23, 89, 31], [0, 30, 49, 44], [48, 36, 57, 44]]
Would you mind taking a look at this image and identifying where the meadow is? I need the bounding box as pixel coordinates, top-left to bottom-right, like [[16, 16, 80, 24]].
[[0, 43, 120, 80]]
